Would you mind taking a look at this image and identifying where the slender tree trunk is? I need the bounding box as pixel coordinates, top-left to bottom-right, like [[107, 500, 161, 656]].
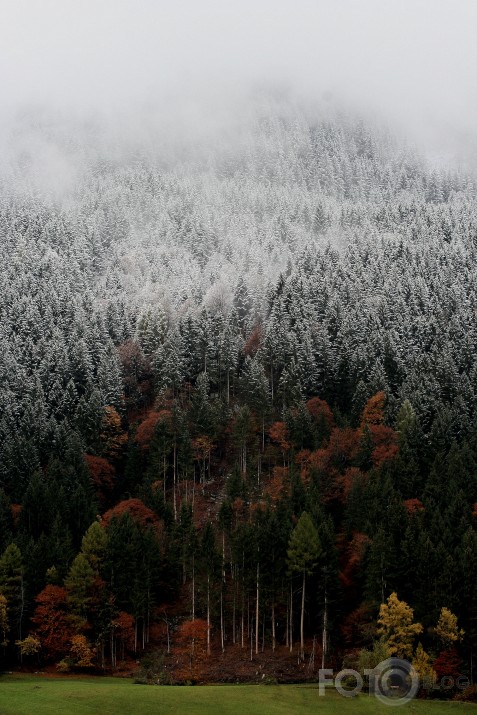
[[192, 556, 195, 621], [285, 595, 289, 648], [255, 562, 259, 655], [220, 584, 224, 652], [221, 531, 225, 652], [173, 441, 177, 521], [207, 575, 211, 656], [300, 571, 306, 661], [241, 552, 245, 648], [290, 582, 293, 653], [272, 602, 276, 652], [322, 588, 328, 670], [289, 581, 293, 653], [232, 571, 236, 644]]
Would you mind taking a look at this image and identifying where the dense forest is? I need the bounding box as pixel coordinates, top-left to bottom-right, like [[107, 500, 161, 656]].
[[1, 97, 476, 687]]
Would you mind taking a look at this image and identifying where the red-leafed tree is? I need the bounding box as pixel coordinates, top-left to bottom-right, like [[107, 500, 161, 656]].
[[404, 498, 425, 515], [306, 397, 334, 444], [243, 324, 262, 357], [101, 499, 160, 532], [264, 466, 289, 503], [269, 421, 291, 465], [174, 618, 209, 682], [327, 427, 360, 470], [84, 454, 115, 504], [369, 424, 398, 467], [111, 611, 135, 665], [135, 410, 164, 449], [434, 647, 463, 681], [360, 391, 387, 427], [32, 586, 79, 661]]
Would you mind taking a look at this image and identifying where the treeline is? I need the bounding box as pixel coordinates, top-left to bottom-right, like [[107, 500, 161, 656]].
[[0, 369, 476, 684]]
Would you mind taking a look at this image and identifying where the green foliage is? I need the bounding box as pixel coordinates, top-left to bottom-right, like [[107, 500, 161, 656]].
[[287, 512, 321, 576]]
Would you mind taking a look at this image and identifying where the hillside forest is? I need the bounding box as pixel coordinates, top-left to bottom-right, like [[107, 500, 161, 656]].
[[0, 99, 476, 686]]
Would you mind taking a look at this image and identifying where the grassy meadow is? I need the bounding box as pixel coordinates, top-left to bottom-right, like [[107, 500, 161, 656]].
[[1, 676, 477, 715]]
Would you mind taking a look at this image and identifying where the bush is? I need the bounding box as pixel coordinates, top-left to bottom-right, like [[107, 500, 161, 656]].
[[134, 650, 172, 685], [454, 684, 477, 702]]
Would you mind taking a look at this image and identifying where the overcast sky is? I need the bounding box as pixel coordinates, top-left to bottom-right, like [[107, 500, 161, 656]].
[[1, 0, 477, 158]]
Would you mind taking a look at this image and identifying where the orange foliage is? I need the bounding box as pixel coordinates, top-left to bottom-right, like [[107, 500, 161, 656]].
[[308, 448, 330, 472], [10, 503, 22, 525], [360, 391, 386, 427], [264, 467, 289, 503], [32, 586, 78, 661], [404, 498, 425, 514], [243, 324, 262, 357], [334, 467, 363, 502], [339, 532, 371, 590], [84, 454, 115, 503], [102, 498, 160, 531], [295, 449, 312, 481], [174, 618, 210, 682], [268, 421, 291, 452], [100, 406, 128, 459], [192, 435, 213, 461], [113, 611, 135, 652], [327, 427, 360, 468], [341, 604, 373, 646], [135, 409, 171, 449], [306, 397, 334, 429], [369, 424, 398, 466]]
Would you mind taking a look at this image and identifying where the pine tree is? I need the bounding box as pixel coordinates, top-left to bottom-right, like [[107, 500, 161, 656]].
[[287, 512, 321, 660]]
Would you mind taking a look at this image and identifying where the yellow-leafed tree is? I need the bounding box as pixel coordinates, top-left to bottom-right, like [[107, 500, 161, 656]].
[[377, 592, 423, 659], [412, 642, 436, 688], [435, 607, 464, 649]]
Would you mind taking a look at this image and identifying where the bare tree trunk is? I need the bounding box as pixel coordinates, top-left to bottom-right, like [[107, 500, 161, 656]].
[[207, 575, 211, 656], [163, 612, 171, 653], [232, 566, 236, 645], [285, 595, 289, 649], [173, 441, 177, 521], [192, 555, 195, 620], [255, 563, 259, 655], [221, 531, 225, 652], [220, 584, 224, 653], [300, 571, 306, 661], [289, 581, 293, 653], [272, 602, 276, 652], [322, 588, 328, 670]]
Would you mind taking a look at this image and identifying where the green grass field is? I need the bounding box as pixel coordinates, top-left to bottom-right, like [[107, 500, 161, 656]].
[[1, 676, 476, 715]]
